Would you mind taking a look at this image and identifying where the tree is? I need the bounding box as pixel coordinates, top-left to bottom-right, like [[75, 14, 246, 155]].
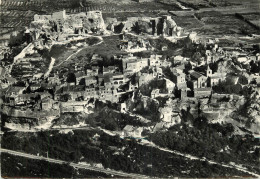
[[192, 52, 203, 65], [60, 94, 71, 102], [184, 62, 192, 73], [9, 31, 25, 47], [66, 73, 76, 84], [131, 22, 141, 34], [162, 67, 174, 80], [238, 76, 248, 85], [193, 116, 208, 129]]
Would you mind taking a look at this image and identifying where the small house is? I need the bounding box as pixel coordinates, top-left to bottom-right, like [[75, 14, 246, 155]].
[[122, 125, 143, 138]]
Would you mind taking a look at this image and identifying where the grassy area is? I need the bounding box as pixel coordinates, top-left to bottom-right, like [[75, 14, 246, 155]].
[[76, 35, 127, 59], [49, 37, 101, 67], [171, 16, 204, 32], [194, 14, 260, 36]]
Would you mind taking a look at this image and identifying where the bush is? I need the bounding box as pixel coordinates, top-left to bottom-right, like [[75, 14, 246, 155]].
[[213, 81, 242, 95], [139, 79, 167, 97], [238, 75, 248, 85]]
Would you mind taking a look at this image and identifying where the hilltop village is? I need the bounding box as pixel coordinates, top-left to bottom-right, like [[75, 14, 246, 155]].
[[0, 10, 260, 135], [1, 3, 260, 177]]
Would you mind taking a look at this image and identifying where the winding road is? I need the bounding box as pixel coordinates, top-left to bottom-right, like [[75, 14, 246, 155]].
[[100, 126, 260, 178], [1, 148, 148, 178]]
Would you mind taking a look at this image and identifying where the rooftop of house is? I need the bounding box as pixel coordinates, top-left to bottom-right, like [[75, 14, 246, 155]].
[[91, 66, 99, 70], [85, 76, 97, 81], [18, 93, 39, 99], [194, 88, 212, 92], [41, 83, 56, 89], [35, 91, 51, 96], [5, 76, 17, 83], [104, 75, 111, 83], [123, 125, 143, 132], [172, 70, 185, 77], [29, 53, 41, 58], [56, 85, 85, 94], [91, 54, 103, 61], [123, 125, 134, 132], [6, 86, 26, 93], [112, 73, 124, 78], [118, 82, 129, 91], [151, 89, 161, 94], [153, 122, 165, 132], [103, 66, 116, 73], [210, 75, 222, 79], [190, 71, 205, 79], [41, 96, 53, 103]]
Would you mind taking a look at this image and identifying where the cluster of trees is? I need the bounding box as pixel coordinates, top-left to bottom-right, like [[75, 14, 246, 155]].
[[54, 113, 82, 126], [213, 79, 254, 96], [250, 60, 260, 74], [131, 21, 151, 35], [155, 96, 168, 107], [139, 79, 167, 97], [85, 105, 145, 131], [149, 117, 260, 171], [126, 94, 161, 123], [238, 75, 249, 85], [213, 81, 242, 95], [49, 44, 68, 59], [162, 66, 175, 80], [140, 66, 153, 74], [182, 37, 206, 59], [9, 31, 32, 47]]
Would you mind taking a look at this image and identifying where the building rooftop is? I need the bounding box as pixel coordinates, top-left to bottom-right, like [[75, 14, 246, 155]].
[[194, 88, 212, 92], [6, 86, 26, 94], [190, 71, 204, 79], [123, 125, 134, 132]]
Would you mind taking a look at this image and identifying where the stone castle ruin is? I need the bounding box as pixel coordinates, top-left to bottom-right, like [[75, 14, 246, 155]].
[[30, 10, 183, 43], [31, 10, 107, 41], [107, 15, 183, 36]]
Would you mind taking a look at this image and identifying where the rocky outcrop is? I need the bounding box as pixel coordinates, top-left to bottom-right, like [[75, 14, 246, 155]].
[[246, 90, 260, 132], [83, 11, 106, 33]]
